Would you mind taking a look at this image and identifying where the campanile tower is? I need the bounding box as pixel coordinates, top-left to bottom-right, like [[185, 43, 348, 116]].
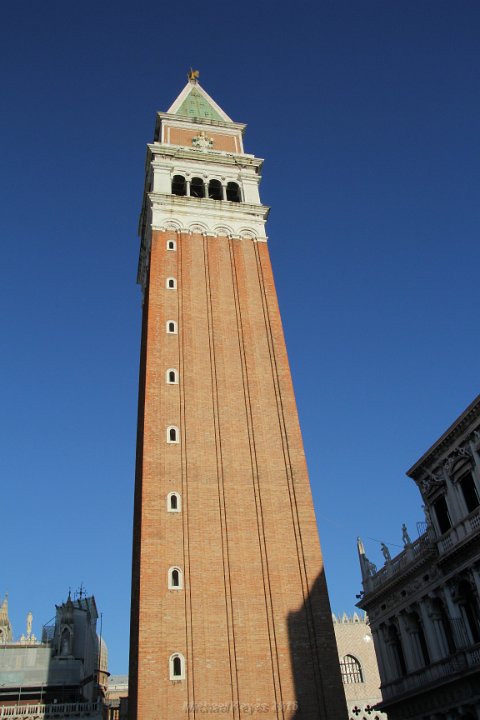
[[129, 74, 347, 720]]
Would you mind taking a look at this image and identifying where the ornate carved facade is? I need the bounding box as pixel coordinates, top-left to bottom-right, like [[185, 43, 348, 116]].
[[358, 395, 480, 720], [0, 592, 107, 719]]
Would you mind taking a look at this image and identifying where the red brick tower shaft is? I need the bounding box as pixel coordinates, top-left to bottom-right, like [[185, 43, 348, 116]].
[[129, 77, 347, 720]]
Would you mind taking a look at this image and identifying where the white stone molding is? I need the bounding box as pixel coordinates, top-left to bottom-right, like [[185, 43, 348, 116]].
[[192, 131, 214, 150], [148, 197, 268, 244], [162, 220, 183, 232], [212, 224, 234, 237], [188, 222, 209, 235], [238, 228, 257, 240]]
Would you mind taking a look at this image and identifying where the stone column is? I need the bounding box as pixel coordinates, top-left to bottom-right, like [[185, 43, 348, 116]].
[[397, 613, 419, 672], [418, 600, 443, 663], [470, 566, 480, 600], [442, 585, 469, 648], [381, 625, 403, 680], [371, 627, 390, 683]]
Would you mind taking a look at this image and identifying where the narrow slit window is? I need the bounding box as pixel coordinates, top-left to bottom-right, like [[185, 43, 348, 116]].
[[169, 653, 185, 680], [167, 239, 176, 251], [166, 369, 178, 384], [166, 277, 177, 289], [167, 492, 181, 512], [168, 567, 183, 589], [166, 321, 177, 334], [167, 426, 179, 444]]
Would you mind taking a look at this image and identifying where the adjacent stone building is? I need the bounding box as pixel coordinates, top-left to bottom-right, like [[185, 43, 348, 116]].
[[333, 613, 387, 720], [105, 675, 129, 720], [0, 592, 107, 719], [358, 395, 480, 720]]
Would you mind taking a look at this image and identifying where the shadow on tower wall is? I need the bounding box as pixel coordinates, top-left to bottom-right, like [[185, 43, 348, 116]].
[[287, 570, 348, 720]]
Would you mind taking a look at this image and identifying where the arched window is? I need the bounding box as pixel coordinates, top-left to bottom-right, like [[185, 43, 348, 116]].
[[208, 179, 223, 200], [168, 567, 183, 589], [167, 239, 176, 251], [166, 369, 178, 384], [190, 177, 205, 198], [169, 653, 185, 680], [172, 175, 187, 196], [166, 277, 177, 289], [226, 182, 241, 202], [339, 655, 363, 684], [167, 492, 181, 512], [167, 426, 179, 444], [166, 321, 177, 334]]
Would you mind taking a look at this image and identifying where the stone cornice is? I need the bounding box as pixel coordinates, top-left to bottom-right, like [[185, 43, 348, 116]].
[[148, 192, 270, 221], [157, 111, 246, 134], [148, 144, 263, 170], [407, 395, 480, 480]]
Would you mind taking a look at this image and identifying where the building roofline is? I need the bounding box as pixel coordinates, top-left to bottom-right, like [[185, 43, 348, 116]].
[[407, 394, 480, 478]]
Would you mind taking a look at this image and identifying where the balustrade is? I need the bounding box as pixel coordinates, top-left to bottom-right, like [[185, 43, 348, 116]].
[[0, 702, 101, 719], [381, 644, 480, 700]]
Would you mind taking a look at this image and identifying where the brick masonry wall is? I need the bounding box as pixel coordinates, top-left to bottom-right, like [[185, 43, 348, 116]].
[[129, 229, 347, 720], [167, 127, 239, 152]]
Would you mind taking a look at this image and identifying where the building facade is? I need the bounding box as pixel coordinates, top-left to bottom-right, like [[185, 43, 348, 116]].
[[129, 74, 347, 720], [0, 592, 107, 719], [105, 675, 128, 720], [333, 613, 387, 720], [358, 395, 480, 720]]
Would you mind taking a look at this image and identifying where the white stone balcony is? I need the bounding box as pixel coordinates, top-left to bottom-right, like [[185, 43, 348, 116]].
[[0, 702, 101, 719], [437, 506, 480, 555], [381, 643, 480, 701]]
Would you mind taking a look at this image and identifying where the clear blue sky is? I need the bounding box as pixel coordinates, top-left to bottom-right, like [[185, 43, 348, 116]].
[[1, 1, 479, 674]]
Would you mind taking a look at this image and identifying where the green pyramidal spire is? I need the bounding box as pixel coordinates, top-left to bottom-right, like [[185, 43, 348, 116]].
[[175, 86, 224, 121]]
